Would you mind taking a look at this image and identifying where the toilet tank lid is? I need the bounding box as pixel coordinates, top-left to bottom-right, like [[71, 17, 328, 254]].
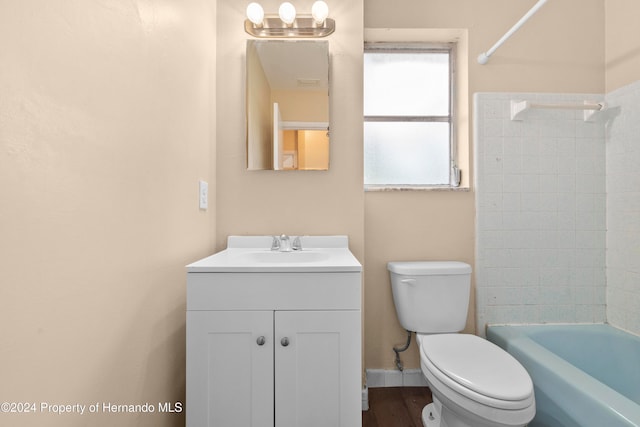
[[387, 261, 471, 276]]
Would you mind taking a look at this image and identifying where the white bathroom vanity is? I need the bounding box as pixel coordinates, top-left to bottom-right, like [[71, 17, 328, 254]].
[[186, 236, 362, 427]]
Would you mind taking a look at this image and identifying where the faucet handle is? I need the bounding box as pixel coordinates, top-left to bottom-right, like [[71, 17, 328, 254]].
[[271, 235, 281, 251], [292, 236, 302, 251]]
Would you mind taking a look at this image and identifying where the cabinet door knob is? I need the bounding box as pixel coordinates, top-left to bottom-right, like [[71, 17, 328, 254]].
[[256, 336, 266, 346], [280, 337, 290, 347]]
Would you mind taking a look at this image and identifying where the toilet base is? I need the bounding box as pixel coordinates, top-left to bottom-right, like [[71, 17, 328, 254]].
[[423, 395, 532, 427], [422, 403, 439, 426]]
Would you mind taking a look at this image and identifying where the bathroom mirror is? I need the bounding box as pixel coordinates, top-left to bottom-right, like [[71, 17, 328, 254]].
[[246, 40, 329, 170]]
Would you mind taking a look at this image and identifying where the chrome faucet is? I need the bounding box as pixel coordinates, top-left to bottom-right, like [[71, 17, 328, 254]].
[[279, 234, 292, 252], [271, 235, 302, 252]]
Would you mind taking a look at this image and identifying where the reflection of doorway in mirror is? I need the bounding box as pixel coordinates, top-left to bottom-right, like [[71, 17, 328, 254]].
[[282, 130, 298, 170], [299, 130, 329, 170], [282, 130, 328, 170]]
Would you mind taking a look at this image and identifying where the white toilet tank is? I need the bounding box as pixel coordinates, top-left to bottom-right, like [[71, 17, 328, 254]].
[[388, 261, 471, 333]]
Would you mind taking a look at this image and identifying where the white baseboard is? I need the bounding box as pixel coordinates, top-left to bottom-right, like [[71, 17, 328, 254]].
[[366, 368, 428, 388], [362, 387, 369, 411], [362, 369, 429, 410]]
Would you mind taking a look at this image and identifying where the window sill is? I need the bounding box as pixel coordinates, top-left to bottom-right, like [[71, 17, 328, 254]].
[[364, 185, 470, 192]]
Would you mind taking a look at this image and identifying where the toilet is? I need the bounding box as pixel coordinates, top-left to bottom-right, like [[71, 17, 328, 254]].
[[387, 261, 535, 427]]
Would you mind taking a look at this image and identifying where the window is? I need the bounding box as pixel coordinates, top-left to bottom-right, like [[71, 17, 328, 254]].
[[364, 43, 458, 188]]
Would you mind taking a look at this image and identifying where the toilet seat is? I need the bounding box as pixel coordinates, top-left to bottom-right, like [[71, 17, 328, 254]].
[[418, 333, 534, 410]]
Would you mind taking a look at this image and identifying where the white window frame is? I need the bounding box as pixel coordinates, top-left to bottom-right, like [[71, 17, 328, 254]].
[[364, 42, 460, 190]]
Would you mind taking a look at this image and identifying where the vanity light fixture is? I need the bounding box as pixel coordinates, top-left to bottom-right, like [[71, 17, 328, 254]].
[[244, 1, 335, 38]]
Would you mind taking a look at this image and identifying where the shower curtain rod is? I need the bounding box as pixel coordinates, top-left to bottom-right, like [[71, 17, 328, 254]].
[[478, 0, 549, 65]]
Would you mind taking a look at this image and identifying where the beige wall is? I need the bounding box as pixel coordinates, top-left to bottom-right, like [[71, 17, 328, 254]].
[[215, 0, 365, 260], [364, 0, 605, 370], [0, 1, 215, 426], [605, 0, 640, 91]]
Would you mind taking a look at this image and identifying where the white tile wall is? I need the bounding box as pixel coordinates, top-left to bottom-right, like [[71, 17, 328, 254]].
[[475, 93, 607, 335], [606, 81, 640, 336]]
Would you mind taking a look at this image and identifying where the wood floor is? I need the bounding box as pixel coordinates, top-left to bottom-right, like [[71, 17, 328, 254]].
[[362, 387, 433, 427]]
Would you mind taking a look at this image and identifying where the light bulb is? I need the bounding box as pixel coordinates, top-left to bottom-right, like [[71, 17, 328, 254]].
[[246, 2, 264, 26], [311, 1, 329, 25], [278, 2, 296, 25]]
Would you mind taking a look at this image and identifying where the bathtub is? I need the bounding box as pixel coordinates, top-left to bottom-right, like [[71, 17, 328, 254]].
[[487, 324, 640, 427]]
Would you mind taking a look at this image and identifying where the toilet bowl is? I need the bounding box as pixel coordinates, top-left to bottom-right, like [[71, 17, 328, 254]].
[[418, 333, 535, 427], [387, 261, 535, 427]]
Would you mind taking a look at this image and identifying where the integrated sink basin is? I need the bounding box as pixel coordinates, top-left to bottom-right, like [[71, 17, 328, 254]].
[[186, 235, 362, 273], [238, 250, 331, 264]]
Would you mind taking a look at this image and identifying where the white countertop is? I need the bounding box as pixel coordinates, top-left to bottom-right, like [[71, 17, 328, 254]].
[[186, 235, 362, 273]]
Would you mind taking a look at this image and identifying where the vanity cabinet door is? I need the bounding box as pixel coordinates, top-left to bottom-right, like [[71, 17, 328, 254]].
[[186, 310, 274, 427], [274, 310, 361, 427]]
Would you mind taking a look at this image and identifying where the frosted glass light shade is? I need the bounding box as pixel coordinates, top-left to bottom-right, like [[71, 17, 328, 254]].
[[311, 1, 329, 24], [278, 2, 296, 25], [246, 2, 264, 26]]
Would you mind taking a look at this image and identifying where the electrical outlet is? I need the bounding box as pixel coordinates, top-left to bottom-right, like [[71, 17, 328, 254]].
[[199, 180, 208, 210]]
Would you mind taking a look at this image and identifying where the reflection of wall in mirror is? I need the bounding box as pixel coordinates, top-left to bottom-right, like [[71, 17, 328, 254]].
[[246, 42, 272, 169], [272, 90, 329, 123]]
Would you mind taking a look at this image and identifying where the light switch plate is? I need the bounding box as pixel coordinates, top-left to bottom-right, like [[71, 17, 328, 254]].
[[199, 180, 208, 210]]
